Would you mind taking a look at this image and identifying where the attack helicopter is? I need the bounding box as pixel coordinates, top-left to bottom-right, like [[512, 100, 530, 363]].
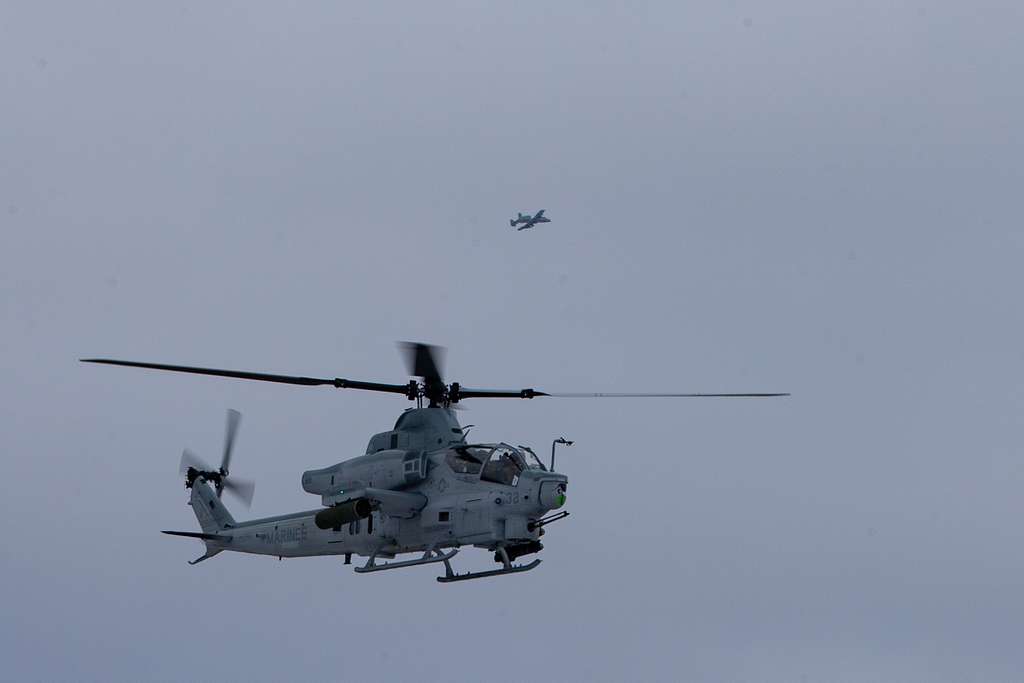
[[81, 343, 787, 582]]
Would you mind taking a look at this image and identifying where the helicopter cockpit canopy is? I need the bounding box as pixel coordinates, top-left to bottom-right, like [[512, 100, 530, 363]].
[[445, 443, 546, 485]]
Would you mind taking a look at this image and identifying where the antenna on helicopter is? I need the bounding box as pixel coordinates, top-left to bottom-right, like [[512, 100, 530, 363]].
[[551, 437, 574, 471]]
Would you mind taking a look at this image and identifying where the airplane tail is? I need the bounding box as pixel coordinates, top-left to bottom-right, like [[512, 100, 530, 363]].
[[510, 218, 517, 227]]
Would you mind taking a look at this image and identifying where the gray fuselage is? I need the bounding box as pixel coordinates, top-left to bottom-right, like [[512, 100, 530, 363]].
[[189, 408, 568, 563]]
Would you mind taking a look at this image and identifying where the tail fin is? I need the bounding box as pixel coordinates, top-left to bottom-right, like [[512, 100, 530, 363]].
[[510, 218, 516, 227], [190, 480, 236, 532]]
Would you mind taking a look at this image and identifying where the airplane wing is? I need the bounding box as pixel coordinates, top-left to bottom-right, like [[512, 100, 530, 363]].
[[534, 209, 545, 219]]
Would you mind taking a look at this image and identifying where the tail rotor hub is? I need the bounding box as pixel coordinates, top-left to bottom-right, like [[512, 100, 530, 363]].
[[178, 410, 255, 508]]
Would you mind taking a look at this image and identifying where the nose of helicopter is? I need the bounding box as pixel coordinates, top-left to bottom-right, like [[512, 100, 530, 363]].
[[537, 478, 567, 511]]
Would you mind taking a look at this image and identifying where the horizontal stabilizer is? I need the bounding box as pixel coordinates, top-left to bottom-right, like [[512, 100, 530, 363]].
[[161, 530, 226, 541]]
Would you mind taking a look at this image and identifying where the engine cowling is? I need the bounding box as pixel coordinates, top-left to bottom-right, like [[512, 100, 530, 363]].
[[302, 449, 427, 497]]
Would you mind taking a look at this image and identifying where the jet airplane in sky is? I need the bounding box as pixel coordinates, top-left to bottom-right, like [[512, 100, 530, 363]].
[[510, 209, 550, 231]]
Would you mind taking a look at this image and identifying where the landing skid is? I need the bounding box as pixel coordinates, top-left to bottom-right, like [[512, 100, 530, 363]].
[[354, 546, 459, 574], [437, 546, 541, 583]]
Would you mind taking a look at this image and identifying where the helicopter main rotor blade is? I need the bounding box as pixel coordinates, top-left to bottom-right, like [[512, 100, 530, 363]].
[[456, 388, 550, 399], [221, 409, 241, 475], [544, 392, 790, 398], [398, 342, 445, 385], [455, 388, 788, 399], [80, 359, 412, 396], [82, 355, 788, 403]]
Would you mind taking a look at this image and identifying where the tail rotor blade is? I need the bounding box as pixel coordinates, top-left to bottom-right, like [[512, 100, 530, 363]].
[[222, 477, 255, 508], [221, 409, 241, 474], [179, 448, 209, 474]]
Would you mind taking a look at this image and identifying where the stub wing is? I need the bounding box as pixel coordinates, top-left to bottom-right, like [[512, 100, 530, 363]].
[[325, 487, 427, 519]]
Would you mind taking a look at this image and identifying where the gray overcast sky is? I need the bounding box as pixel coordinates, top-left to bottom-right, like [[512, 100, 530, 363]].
[[2, 2, 1023, 681]]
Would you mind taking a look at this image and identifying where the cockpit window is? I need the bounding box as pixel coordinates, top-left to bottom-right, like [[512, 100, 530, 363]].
[[481, 446, 522, 487], [449, 444, 545, 481], [446, 447, 487, 475], [519, 447, 546, 471]]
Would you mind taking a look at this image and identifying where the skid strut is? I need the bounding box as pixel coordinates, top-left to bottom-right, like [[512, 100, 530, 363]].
[[437, 546, 541, 583], [354, 546, 458, 573]]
